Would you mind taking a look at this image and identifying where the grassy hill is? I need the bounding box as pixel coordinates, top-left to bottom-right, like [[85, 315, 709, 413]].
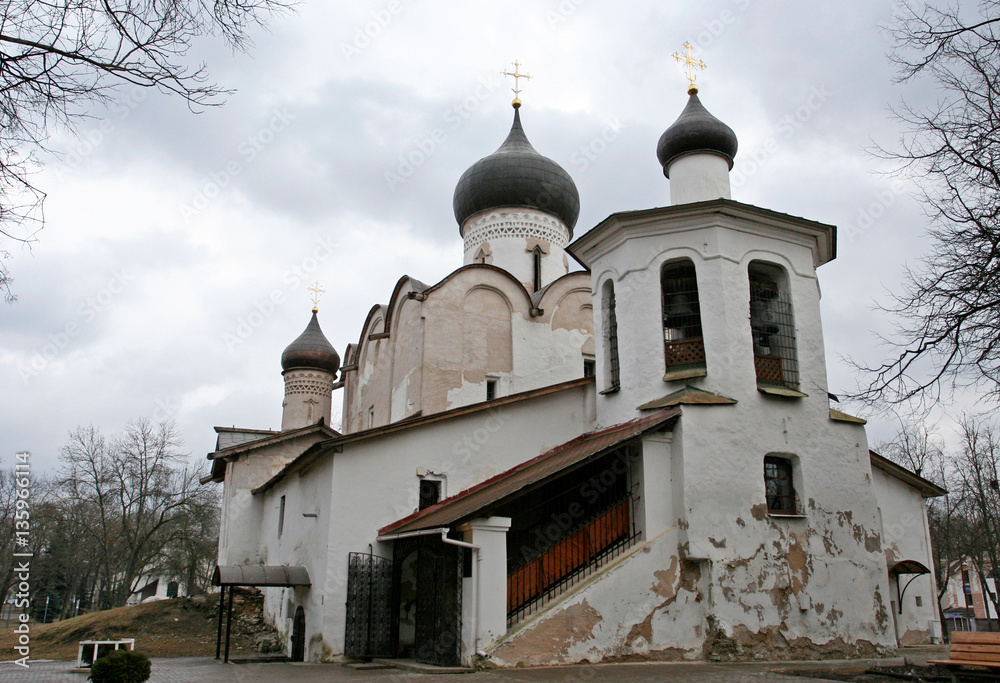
[[0, 589, 281, 661]]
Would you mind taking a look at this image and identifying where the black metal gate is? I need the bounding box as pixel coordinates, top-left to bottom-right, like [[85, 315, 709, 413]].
[[414, 542, 463, 667], [344, 552, 394, 659]]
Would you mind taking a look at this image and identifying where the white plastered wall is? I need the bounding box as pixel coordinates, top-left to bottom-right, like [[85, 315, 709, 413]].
[[871, 467, 941, 645], [255, 456, 335, 662], [257, 380, 596, 662]]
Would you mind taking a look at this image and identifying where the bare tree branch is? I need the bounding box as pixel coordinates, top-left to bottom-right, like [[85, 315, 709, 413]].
[[853, 1, 1000, 405], [0, 0, 293, 301]]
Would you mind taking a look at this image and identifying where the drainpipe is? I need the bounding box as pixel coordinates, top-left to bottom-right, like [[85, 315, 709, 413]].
[[377, 528, 482, 660]]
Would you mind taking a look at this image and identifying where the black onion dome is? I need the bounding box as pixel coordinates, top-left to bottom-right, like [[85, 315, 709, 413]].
[[281, 311, 340, 374], [453, 108, 580, 235], [657, 92, 738, 178]]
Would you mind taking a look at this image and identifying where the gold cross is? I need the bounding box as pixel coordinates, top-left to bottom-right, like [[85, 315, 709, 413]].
[[307, 282, 326, 312], [673, 42, 706, 94], [502, 60, 532, 107]]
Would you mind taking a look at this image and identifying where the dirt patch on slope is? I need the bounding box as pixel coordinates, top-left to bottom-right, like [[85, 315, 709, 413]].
[[0, 588, 281, 661]]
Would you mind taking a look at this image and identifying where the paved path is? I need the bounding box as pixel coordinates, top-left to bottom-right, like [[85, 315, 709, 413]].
[[0, 648, 945, 683]]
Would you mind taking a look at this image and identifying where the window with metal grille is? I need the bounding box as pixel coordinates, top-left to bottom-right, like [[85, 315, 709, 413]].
[[764, 456, 796, 514], [602, 281, 620, 391], [661, 261, 706, 371], [748, 263, 799, 389]]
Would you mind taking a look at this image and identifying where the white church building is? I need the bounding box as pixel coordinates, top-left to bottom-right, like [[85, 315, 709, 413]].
[[205, 78, 945, 666]]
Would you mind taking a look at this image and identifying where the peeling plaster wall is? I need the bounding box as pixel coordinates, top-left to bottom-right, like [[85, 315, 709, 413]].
[[490, 528, 707, 666], [489, 416, 894, 666], [532, 207, 897, 660], [677, 406, 894, 656], [344, 266, 594, 432], [871, 467, 940, 644], [389, 298, 424, 422]]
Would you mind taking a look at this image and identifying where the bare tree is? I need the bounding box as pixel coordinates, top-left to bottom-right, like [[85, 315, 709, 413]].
[[156, 484, 220, 596], [0, 0, 292, 302], [952, 415, 1000, 622], [856, 1, 1000, 405], [59, 418, 208, 608], [874, 412, 944, 476], [0, 468, 23, 605]]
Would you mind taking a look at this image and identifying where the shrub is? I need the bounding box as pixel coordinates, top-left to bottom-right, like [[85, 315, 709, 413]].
[[88, 649, 151, 683]]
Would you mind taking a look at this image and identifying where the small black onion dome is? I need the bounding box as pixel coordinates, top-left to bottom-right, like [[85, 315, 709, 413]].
[[281, 310, 340, 374], [453, 107, 580, 235], [657, 92, 738, 178]]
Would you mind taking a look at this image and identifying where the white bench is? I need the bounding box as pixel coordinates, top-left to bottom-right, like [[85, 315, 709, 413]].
[[76, 639, 135, 668]]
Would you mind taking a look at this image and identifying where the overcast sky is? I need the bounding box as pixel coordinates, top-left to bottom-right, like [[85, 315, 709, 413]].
[[0, 0, 982, 474]]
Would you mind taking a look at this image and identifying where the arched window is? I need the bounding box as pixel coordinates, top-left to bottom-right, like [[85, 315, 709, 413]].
[[661, 261, 706, 374], [602, 280, 620, 392], [748, 262, 799, 389]]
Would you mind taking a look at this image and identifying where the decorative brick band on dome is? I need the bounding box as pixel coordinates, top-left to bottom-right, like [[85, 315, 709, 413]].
[[283, 369, 334, 397], [462, 209, 570, 255]]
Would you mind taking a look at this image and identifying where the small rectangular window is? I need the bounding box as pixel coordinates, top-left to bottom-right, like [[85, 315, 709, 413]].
[[583, 358, 596, 378], [419, 480, 441, 510], [278, 495, 286, 538], [915, 596, 923, 607], [367, 406, 375, 429], [764, 456, 796, 514], [486, 377, 498, 401]]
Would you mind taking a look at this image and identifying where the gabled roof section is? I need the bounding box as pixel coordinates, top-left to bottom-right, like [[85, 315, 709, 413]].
[[209, 421, 339, 460], [637, 385, 737, 410], [870, 450, 947, 499], [214, 426, 279, 452], [568, 198, 836, 269], [253, 376, 596, 495], [378, 408, 681, 537], [202, 422, 340, 484]]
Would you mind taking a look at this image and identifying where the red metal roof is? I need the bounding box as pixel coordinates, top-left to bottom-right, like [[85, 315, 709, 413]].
[[378, 409, 680, 536]]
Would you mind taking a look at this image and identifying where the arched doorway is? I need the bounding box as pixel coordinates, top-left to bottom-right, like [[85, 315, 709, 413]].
[[291, 606, 305, 662]]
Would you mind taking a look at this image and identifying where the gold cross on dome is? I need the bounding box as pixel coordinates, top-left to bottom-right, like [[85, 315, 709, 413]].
[[502, 60, 532, 107], [307, 282, 326, 312], [673, 42, 706, 94]]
